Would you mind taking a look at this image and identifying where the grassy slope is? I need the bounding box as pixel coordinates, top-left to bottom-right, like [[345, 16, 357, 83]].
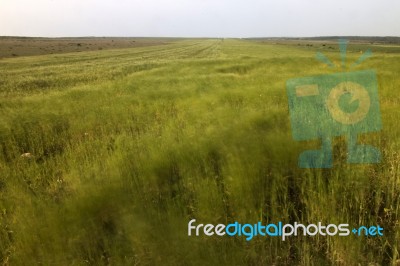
[[0, 39, 399, 265]]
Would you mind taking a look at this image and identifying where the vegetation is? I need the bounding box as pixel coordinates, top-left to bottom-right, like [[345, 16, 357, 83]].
[[0, 38, 399, 265], [0, 37, 179, 59]]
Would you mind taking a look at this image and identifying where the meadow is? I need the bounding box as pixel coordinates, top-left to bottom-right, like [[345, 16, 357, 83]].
[[0, 38, 399, 265], [0, 37, 178, 59]]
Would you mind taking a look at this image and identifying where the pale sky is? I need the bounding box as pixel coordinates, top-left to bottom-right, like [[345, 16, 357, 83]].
[[1, 0, 399, 37]]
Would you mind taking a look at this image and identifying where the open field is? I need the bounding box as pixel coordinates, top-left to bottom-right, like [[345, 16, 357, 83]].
[[0, 38, 400, 265], [0, 37, 179, 59], [248, 37, 400, 54]]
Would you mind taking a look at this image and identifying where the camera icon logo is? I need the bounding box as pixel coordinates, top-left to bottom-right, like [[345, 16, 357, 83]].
[[286, 40, 382, 168]]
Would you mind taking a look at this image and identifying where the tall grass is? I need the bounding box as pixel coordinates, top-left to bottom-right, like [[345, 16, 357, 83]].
[[0, 39, 399, 265]]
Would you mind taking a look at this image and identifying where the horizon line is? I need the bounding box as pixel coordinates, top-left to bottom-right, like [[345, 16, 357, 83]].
[[1, 35, 400, 39]]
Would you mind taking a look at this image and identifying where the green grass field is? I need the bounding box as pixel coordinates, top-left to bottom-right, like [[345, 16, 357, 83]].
[[0, 38, 399, 265]]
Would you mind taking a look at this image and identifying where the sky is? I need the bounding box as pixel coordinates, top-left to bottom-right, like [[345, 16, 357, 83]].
[[1, 0, 399, 37]]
